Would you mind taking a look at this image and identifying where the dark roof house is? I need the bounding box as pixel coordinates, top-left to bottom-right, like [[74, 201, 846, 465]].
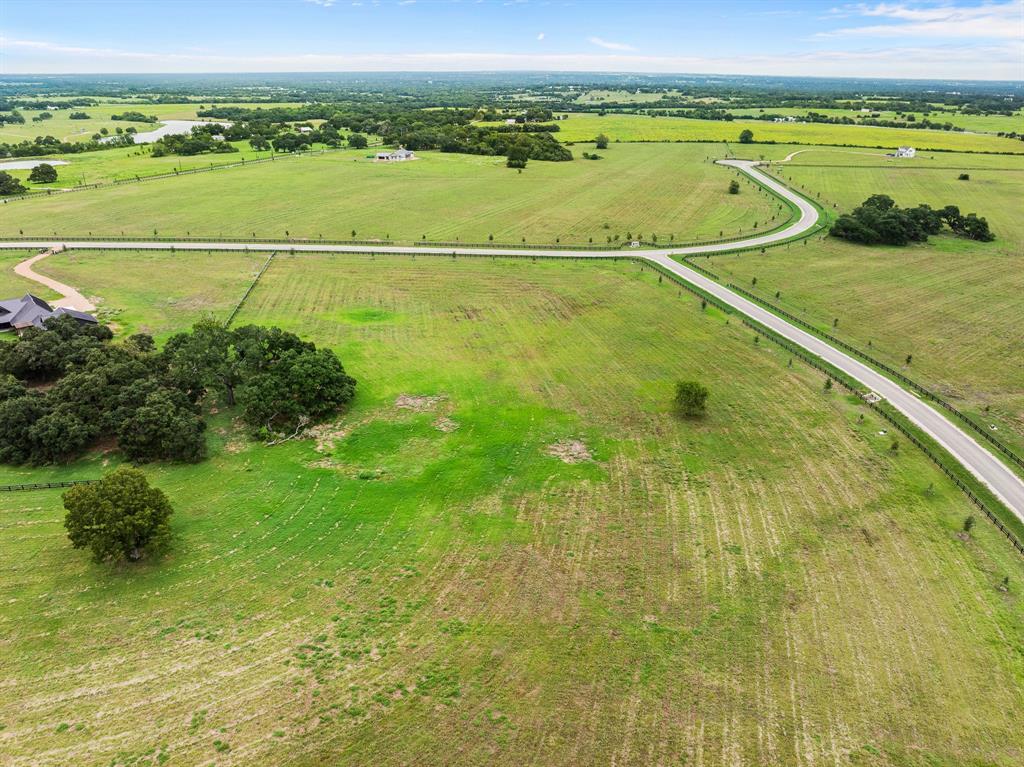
[[0, 294, 97, 333]]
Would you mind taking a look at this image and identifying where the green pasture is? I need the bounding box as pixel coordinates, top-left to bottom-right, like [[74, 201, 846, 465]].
[[1, 252, 1021, 766], [522, 112, 1024, 153], [0, 143, 786, 245], [2, 140, 328, 191], [35, 248, 269, 336], [708, 161, 1024, 452], [775, 146, 1024, 168], [772, 163, 1024, 243], [725, 107, 1024, 135], [0, 101, 305, 145]]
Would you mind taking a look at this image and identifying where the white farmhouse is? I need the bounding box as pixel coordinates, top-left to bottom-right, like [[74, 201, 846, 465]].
[[375, 147, 416, 162], [895, 146, 916, 158]]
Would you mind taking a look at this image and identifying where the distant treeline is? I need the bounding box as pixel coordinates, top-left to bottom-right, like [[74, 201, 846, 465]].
[[196, 103, 571, 162]]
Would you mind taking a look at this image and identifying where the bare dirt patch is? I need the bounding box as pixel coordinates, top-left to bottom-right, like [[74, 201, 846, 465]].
[[304, 421, 354, 452], [395, 394, 445, 412], [434, 417, 459, 433], [545, 440, 593, 464]]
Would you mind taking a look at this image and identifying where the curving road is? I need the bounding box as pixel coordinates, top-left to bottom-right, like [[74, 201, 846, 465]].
[[3, 159, 1023, 523]]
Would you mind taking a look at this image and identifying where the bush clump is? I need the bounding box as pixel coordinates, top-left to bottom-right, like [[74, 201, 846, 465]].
[[674, 381, 709, 417], [830, 194, 993, 245], [0, 317, 356, 465]]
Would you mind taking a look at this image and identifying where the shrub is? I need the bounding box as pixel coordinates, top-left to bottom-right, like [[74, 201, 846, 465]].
[[674, 381, 709, 417], [958, 173, 970, 180], [728, 180, 740, 194]]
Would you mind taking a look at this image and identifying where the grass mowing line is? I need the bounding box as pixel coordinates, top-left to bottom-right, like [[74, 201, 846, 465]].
[[0, 145, 778, 247], [636, 254, 1024, 555], [0, 144, 378, 207], [725, 283, 1024, 480], [739, 316, 1024, 552], [633, 165, 802, 249], [675, 189, 833, 268]]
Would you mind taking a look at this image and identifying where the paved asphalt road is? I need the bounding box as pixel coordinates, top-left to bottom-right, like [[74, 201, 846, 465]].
[[3, 159, 1022, 523]]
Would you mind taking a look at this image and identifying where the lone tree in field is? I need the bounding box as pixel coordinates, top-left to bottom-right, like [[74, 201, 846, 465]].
[[348, 132, 368, 149], [595, 133, 609, 150], [28, 163, 58, 183], [728, 180, 740, 194], [674, 381, 709, 417], [63, 467, 174, 564], [739, 129, 755, 144]]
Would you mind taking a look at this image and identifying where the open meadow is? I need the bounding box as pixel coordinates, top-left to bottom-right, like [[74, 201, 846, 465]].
[[722, 107, 1024, 135], [1, 252, 1022, 766], [0, 143, 788, 245], [568, 92, 1024, 133], [706, 155, 1024, 452], [28, 247, 269, 336], [1, 139, 340, 191], [0, 102, 304, 145], [521, 112, 1024, 153]]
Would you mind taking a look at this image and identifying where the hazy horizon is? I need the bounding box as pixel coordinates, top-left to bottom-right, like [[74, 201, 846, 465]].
[[2, 0, 1022, 81]]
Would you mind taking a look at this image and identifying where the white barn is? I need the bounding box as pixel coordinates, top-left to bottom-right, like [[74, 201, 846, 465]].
[[895, 146, 916, 158]]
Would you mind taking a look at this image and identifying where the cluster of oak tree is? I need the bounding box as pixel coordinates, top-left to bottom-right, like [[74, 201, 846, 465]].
[[0, 317, 356, 466], [830, 194, 994, 246], [0, 162, 59, 197]]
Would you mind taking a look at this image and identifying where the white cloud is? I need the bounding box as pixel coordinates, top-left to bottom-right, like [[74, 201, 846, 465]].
[[305, 0, 336, 7], [824, 1, 1024, 38], [537, 32, 545, 41], [588, 36, 635, 51], [2, 35, 1020, 80]]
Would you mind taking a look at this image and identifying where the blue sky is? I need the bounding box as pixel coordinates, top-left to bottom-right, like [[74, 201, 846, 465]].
[[1, 0, 1021, 79]]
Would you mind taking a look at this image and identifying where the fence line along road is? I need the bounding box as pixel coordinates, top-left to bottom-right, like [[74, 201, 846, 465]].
[[4, 158, 1023, 526]]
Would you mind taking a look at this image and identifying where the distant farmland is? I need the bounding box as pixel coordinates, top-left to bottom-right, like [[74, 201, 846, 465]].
[[707, 158, 1024, 454], [520, 112, 1024, 153], [0, 143, 788, 245]]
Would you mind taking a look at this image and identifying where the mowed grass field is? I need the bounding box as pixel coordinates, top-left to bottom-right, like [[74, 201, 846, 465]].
[[36, 248, 269, 336], [1, 252, 1022, 766], [777, 146, 1024, 168], [708, 159, 1024, 451], [0, 144, 787, 245], [726, 107, 1024, 135], [522, 112, 1024, 153], [0, 102, 304, 145], [568, 93, 1024, 133], [1, 140, 333, 191]]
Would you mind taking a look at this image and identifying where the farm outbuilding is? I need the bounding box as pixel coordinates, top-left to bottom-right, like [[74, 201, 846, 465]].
[[375, 147, 416, 162]]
